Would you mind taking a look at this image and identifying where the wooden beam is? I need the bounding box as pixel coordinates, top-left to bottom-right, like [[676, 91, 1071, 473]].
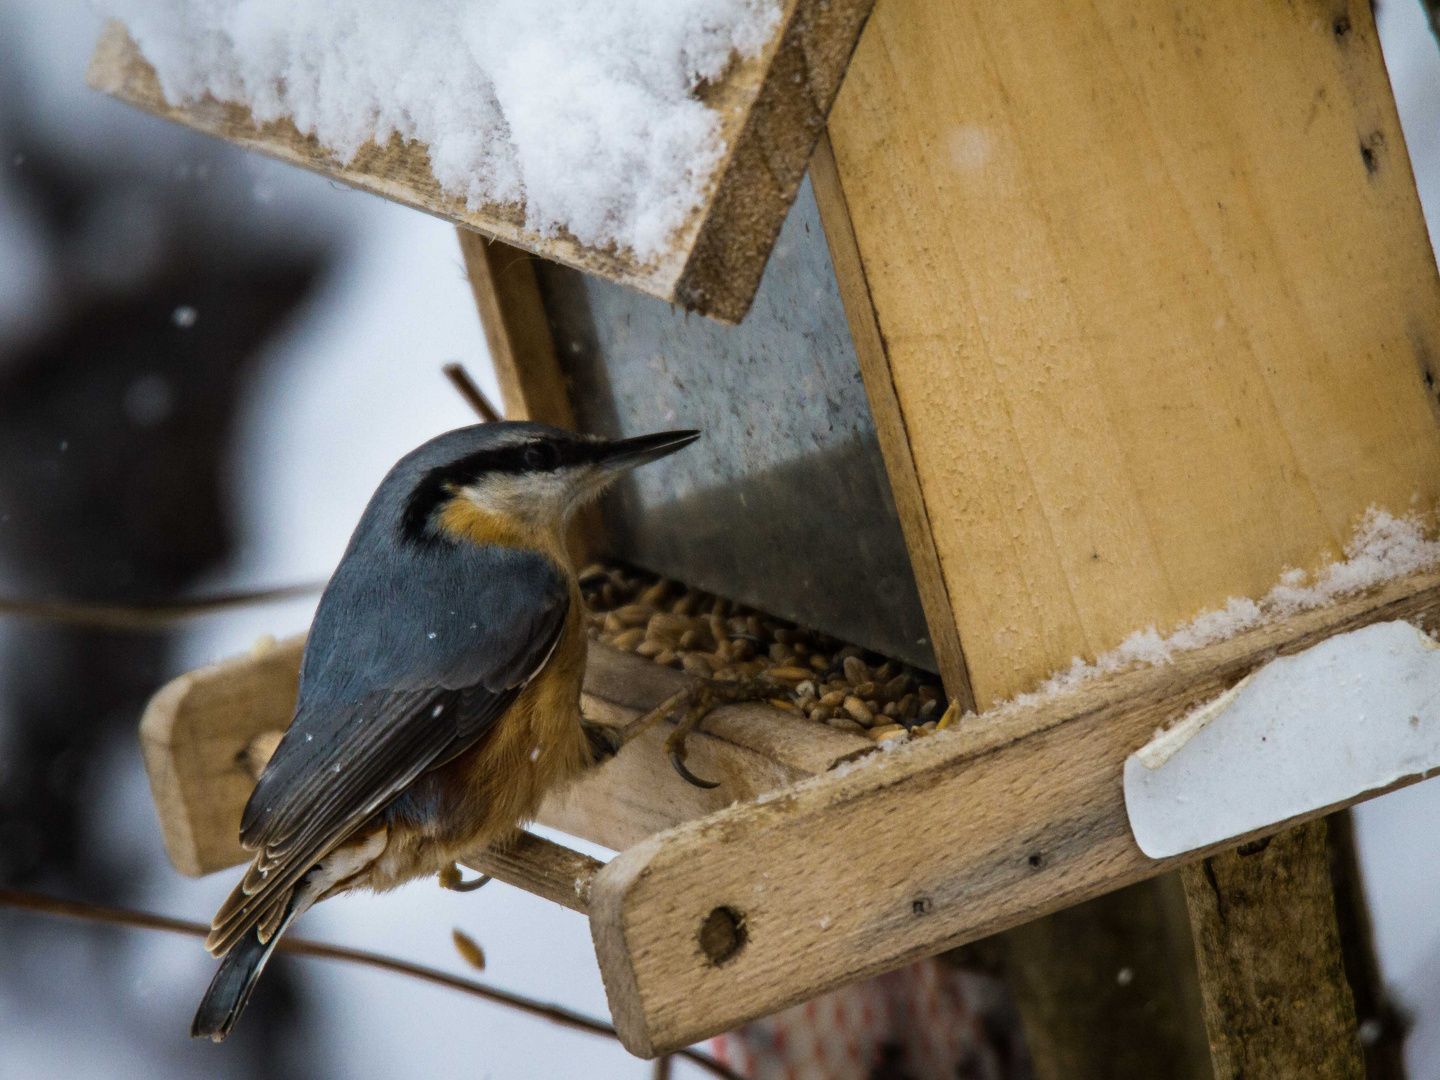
[[137, 637, 873, 878], [823, 0, 1440, 709], [815, 4, 1438, 1069], [87, 0, 876, 324], [1179, 820, 1365, 1080], [457, 233, 574, 428], [587, 571, 1440, 1056]]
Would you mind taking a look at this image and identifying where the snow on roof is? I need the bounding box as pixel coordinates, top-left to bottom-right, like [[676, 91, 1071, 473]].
[[99, 0, 783, 260]]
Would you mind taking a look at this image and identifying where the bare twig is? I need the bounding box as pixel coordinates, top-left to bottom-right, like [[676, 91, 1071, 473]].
[[444, 362, 503, 423], [0, 582, 327, 632], [0, 887, 741, 1080]]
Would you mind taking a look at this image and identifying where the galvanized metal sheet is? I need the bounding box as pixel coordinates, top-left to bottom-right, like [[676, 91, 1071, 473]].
[[535, 178, 936, 671]]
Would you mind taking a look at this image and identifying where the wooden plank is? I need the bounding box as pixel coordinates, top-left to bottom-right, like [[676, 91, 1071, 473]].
[[824, 0, 1440, 708], [587, 571, 1440, 1056], [457, 232, 574, 428], [1179, 820, 1365, 1080], [808, 132, 975, 708], [87, 0, 876, 324], [543, 648, 873, 852], [137, 637, 872, 878]]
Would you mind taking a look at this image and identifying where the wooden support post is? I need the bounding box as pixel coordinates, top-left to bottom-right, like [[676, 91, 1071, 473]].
[[998, 873, 1212, 1080], [1180, 819, 1365, 1080], [456, 231, 574, 429]]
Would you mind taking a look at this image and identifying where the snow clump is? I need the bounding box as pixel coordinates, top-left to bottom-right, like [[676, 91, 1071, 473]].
[[97, 0, 783, 259]]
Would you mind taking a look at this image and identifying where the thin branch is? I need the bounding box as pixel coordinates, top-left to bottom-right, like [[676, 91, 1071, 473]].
[[0, 887, 741, 1080], [443, 362, 503, 423], [0, 582, 327, 632]]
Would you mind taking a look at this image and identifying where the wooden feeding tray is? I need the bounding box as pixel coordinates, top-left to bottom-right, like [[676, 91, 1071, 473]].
[[130, 0, 1440, 1069], [85, 1, 876, 324]]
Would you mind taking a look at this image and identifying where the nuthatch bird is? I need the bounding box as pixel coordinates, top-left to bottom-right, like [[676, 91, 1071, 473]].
[[192, 421, 699, 1041]]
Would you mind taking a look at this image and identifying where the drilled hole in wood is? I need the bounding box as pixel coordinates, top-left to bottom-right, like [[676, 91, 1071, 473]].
[[1027, 851, 1046, 870], [911, 897, 933, 916], [698, 906, 747, 966]]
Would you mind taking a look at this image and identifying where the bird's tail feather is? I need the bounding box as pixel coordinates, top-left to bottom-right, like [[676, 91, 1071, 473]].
[[191, 915, 292, 1042], [194, 829, 385, 1041]]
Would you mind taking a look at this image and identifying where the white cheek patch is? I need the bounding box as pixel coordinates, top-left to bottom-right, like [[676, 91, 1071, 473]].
[[461, 471, 570, 525]]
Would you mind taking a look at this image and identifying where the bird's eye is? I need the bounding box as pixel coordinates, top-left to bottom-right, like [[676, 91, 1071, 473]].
[[523, 442, 559, 471]]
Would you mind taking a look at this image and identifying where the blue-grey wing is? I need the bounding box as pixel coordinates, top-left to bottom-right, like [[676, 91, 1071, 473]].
[[237, 539, 570, 858]]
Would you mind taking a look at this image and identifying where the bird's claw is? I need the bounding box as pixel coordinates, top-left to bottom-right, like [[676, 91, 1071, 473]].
[[438, 862, 492, 892], [662, 690, 725, 789], [668, 748, 721, 789], [611, 675, 791, 790]]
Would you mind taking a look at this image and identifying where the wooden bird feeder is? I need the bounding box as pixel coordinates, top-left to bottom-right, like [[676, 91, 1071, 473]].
[[112, 2, 1440, 1073]]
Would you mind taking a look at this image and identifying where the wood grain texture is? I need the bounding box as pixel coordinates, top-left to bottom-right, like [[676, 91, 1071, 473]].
[[808, 132, 975, 709], [88, 0, 875, 324], [669, 0, 876, 319], [1180, 820, 1365, 1080], [137, 637, 872, 878], [824, 0, 1440, 707], [589, 571, 1440, 1056], [457, 232, 574, 429]]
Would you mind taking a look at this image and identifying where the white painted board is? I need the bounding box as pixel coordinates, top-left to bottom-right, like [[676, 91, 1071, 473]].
[[1124, 620, 1440, 859]]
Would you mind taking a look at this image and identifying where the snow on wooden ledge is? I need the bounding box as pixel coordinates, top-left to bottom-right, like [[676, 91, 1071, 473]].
[[86, 0, 875, 324], [1124, 620, 1440, 858]]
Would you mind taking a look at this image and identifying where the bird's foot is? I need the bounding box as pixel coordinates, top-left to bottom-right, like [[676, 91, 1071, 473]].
[[438, 862, 492, 892], [617, 676, 791, 789]]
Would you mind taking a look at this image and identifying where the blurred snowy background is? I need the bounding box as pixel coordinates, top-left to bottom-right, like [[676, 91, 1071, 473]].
[[0, 2, 1436, 1079]]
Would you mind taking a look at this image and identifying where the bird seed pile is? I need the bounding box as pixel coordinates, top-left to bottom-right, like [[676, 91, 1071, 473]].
[[579, 564, 954, 743]]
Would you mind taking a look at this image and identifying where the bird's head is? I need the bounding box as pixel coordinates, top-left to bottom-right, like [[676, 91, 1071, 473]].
[[397, 422, 700, 547]]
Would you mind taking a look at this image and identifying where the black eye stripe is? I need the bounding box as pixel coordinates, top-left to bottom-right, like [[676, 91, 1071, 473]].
[[523, 443, 560, 470], [400, 438, 599, 545]]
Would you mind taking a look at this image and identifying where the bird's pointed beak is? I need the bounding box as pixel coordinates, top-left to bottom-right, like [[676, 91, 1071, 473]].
[[594, 429, 701, 473]]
